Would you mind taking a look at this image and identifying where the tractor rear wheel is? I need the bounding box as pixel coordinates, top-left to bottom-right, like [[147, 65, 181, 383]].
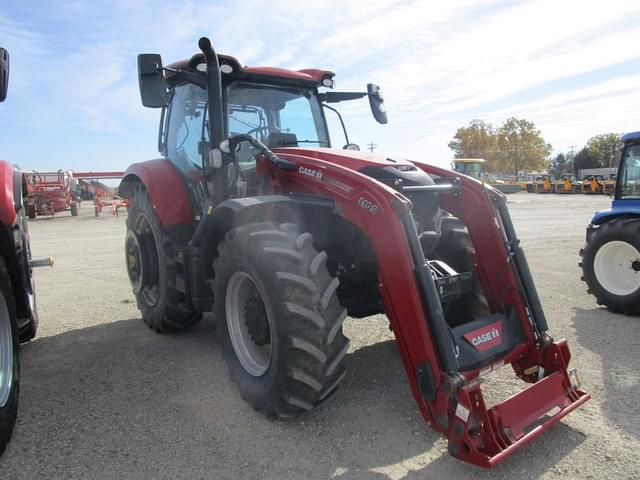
[[581, 219, 640, 314], [125, 186, 200, 332], [214, 222, 349, 417], [0, 259, 19, 456], [70, 202, 79, 216]]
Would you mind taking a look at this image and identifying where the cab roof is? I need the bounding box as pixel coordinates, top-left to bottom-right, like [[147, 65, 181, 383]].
[[167, 53, 334, 87], [621, 131, 640, 143]]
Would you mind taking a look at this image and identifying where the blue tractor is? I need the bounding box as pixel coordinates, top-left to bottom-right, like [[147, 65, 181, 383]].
[[580, 131, 640, 314]]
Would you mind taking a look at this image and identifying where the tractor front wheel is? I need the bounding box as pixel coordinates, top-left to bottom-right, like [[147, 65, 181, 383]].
[[0, 259, 19, 456], [214, 222, 349, 417], [125, 186, 200, 332], [581, 219, 640, 314]]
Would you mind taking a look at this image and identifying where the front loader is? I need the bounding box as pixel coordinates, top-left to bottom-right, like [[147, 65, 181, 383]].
[[120, 37, 589, 468]]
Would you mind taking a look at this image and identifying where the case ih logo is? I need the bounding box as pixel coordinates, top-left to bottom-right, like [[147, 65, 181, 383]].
[[298, 166, 323, 180], [463, 320, 503, 352]]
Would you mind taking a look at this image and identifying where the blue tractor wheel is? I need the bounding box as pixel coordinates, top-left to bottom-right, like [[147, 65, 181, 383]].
[[580, 219, 640, 314]]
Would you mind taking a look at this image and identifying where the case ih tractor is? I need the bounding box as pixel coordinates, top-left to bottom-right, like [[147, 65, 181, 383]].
[[581, 132, 640, 314], [120, 37, 589, 467], [24, 169, 80, 218], [0, 48, 45, 456]]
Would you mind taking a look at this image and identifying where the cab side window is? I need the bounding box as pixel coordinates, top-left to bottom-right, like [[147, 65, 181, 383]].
[[166, 84, 208, 173]]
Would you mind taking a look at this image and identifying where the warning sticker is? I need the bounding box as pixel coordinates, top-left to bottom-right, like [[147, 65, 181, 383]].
[[455, 403, 470, 422]]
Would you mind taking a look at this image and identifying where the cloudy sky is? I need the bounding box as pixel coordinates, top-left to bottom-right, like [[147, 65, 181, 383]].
[[1, 0, 639, 173]]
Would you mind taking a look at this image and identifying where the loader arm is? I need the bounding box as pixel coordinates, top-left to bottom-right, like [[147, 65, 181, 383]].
[[265, 153, 589, 467]]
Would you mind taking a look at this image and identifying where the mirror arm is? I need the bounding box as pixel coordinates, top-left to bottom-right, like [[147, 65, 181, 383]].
[[322, 104, 350, 145], [318, 91, 367, 103]]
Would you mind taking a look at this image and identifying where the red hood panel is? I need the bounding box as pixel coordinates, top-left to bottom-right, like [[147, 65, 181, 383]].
[[272, 147, 416, 171]]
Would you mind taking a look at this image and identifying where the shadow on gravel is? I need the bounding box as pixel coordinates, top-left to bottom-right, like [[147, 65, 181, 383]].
[[399, 423, 586, 480], [573, 307, 640, 438], [1, 318, 588, 479]]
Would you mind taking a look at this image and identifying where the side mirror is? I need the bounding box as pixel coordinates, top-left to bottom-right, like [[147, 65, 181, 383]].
[[367, 83, 387, 124], [0, 48, 9, 102], [138, 54, 169, 108]]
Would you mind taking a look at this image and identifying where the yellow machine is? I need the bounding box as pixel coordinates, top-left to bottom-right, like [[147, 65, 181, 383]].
[[581, 175, 604, 194], [556, 174, 579, 193], [533, 175, 554, 193], [451, 158, 522, 193]]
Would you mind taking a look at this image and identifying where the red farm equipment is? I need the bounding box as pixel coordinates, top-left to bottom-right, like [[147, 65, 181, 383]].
[[119, 37, 590, 468], [24, 169, 80, 218], [72, 172, 126, 217], [0, 47, 51, 457]]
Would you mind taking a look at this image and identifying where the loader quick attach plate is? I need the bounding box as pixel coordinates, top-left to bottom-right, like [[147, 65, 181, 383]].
[[446, 339, 591, 467]]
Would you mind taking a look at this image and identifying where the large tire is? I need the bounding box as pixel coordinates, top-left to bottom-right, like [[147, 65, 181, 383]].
[[580, 219, 640, 314], [125, 186, 200, 332], [0, 258, 19, 457], [70, 202, 79, 217], [434, 216, 489, 326], [214, 222, 349, 417]]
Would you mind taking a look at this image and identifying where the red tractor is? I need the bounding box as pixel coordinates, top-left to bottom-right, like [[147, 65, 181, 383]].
[[24, 169, 80, 218], [0, 48, 44, 456], [120, 37, 589, 467]]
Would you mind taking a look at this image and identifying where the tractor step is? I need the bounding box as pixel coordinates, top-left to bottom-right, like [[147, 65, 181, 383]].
[[449, 359, 590, 467]]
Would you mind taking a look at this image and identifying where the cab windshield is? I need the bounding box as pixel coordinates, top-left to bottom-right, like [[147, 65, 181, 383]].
[[226, 83, 330, 163], [454, 162, 483, 180], [619, 145, 640, 199]]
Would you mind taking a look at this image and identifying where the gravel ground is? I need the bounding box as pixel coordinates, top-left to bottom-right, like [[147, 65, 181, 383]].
[[0, 194, 638, 479]]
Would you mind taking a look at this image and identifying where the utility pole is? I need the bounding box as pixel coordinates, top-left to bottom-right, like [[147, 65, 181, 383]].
[[568, 145, 577, 174], [367, 142, 377, 152]]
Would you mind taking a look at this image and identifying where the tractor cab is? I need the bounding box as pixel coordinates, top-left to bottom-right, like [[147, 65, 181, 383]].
[[137, 47, 386, 209], [616, 138, 640, 200], [452, 158, 485, 180]]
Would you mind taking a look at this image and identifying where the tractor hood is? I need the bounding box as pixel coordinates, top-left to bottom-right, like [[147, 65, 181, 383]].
[[272, 147, 436, 188]]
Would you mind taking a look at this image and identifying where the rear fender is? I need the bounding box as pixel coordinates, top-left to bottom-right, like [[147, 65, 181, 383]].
[[118, 159, 194, 226], [0, 160, 17, 226]]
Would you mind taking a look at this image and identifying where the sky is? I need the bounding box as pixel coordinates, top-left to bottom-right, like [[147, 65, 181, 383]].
[[0, 0, 639, 173]]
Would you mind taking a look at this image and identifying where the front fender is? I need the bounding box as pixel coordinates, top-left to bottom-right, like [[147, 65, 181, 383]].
[[118, 159, 194, 226], [591, 199, 640, 224]]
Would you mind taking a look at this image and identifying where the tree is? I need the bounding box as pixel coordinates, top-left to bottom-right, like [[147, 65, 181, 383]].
[[496, 117, 551, 176], [548, 153, 570, 177], [448, 120, 499, 170], [584, 133, 621, 168], [574, 147, 598, 172]]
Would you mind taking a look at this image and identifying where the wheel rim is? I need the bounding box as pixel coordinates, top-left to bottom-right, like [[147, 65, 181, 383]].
[[0, 293, 13, 408], [225, 271, 273, 377], [593, 240, 640, 296], [125, 230, 144, 293], [126, 214, 160, 306]]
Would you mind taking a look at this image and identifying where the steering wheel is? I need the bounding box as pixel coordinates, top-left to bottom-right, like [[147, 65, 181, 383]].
[[244, 126, 270, 140]]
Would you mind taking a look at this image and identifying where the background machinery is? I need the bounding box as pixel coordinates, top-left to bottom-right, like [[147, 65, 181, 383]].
[[451, 158, 521, 194], [24, 170, 80, 218], [581, 131, 640, 313], [120, 37, 589, 468], [581, 175, 604, 194], [556, 174, 580, 194]]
